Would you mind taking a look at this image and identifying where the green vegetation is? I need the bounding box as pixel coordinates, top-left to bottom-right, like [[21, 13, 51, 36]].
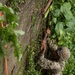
[[6, 0, 25, 11], [0, 3, 24, 61], [25, 41, 41, 75], [31, 13, 36, 27], [45, 0, 75, 75]]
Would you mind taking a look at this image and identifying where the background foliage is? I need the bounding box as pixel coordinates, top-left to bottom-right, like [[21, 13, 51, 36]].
[[45, 0, 75, 75]]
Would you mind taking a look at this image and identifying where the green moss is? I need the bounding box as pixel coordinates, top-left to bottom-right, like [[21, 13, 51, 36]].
[[6, 0, 25, 11], [24, 40, 41, 75], [18, 67, 24, 75], [31, 12, 36, 27]]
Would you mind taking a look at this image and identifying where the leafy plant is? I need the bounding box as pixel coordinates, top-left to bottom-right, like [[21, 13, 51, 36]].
[[45, 0, 75, 75], [0, 3, 24, 61], [25, 41, 41, 75]]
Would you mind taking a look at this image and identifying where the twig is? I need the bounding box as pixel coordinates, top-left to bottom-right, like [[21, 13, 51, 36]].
[[42, 0, 45, 13], [42, 0, 53, 15], [4, 56, 8, 75]]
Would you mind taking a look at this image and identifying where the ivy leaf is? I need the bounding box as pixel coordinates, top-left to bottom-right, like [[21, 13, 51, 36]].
[[61, 2, 74, 20], [14, 30, 25, 36], [55, 22, 64, 35]]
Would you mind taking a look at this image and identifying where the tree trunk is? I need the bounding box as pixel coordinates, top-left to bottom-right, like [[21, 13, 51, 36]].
[[0, 0, 43, 75]]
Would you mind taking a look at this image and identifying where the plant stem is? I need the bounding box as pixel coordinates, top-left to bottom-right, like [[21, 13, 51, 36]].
[[42, 0, 53, 14]]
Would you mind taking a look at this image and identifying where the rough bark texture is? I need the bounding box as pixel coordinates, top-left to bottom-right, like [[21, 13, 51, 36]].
[[0, 0, 8, 4], [0, 0, 42, 75]]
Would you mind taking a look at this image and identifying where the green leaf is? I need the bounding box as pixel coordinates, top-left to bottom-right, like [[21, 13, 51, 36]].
[[52, 9, 60, 17], [2, 6, 14, 14], [0, 16, 5, 21], [2, 6, 19, 22], [2, 6, 10, 14], [8, 7, 14, 14], [6, 14, 19, 22], [14, 30, 25, 35], [55, 22, 64, 35], [61, 2, 74, 20], [44, 8, 50, 18], [18, 53, 22, 62], [14, 48, 22, 62], [66, 20, 75, 27], [65, 19, 75, 32], [44, 5, 53, 18], [0, 3, 2, 7], [61, 2, 71, 10], [71, 0, 75, 3], [52, 17, 57, 24]]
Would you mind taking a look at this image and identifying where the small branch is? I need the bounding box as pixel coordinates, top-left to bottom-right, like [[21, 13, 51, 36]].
[[42, 0, 53, 15], [42, 0, 45, 13], [5, 56, 8, 75]]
